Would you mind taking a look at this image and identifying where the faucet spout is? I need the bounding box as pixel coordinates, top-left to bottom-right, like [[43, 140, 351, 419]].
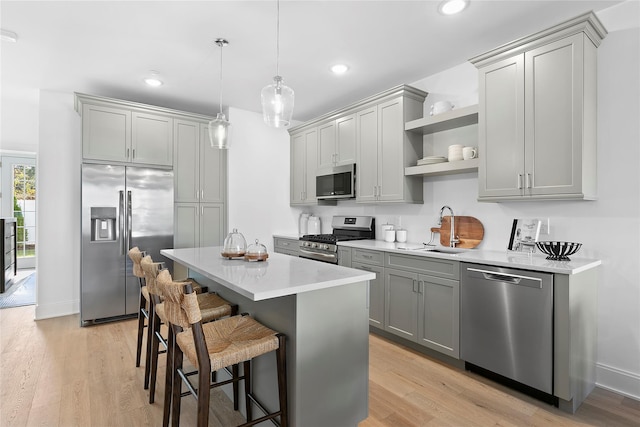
[[439, 205, 459, 247]]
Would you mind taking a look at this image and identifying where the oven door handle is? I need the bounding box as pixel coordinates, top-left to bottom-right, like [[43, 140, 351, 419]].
[[299, 248, 337, 259]]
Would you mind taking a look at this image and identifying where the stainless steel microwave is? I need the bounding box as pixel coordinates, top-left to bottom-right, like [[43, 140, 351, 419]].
[[316, 164, 356, 200]]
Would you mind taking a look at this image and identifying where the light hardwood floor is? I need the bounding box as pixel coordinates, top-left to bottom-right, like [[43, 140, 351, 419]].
[[1, 305, 638, 426]]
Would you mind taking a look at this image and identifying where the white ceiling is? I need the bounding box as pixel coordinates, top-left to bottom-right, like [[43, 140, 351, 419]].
[[0, 0, 623, 147]]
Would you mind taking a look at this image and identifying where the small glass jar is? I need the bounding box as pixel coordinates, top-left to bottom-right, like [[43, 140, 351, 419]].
[[244, 239, 269, 262], [221, 228, 247, 259]]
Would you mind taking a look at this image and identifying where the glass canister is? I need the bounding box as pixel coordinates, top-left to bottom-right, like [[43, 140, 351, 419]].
[[244, 239, 269, 262], [221, 228, 247, 259]]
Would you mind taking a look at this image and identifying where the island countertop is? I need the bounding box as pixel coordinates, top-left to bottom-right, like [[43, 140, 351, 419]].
[[161, 246, 376, 301]]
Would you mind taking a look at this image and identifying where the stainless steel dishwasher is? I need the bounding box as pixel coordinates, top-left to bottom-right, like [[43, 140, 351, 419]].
[[460, 263, 554, 399]]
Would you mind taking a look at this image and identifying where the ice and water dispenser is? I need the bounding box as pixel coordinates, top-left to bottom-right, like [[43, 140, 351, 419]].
[[91, 207, 116, 241]]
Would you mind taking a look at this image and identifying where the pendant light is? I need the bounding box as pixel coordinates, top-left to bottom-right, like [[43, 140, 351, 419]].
[[209, 38, 231, 149], [261, 0, 294, 128]]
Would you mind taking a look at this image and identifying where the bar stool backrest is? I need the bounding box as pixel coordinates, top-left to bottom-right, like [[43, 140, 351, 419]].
[[128, 246, 144, 279], [140, 255, 163, 297], [157, 269, 202, 329]]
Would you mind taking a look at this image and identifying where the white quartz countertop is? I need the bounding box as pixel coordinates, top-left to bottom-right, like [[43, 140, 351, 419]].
[[161, 246, 376, 301], [338, 240, 601, 275]]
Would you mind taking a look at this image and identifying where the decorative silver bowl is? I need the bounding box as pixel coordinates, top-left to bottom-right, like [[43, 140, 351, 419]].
[[536, 241, 582, 261]]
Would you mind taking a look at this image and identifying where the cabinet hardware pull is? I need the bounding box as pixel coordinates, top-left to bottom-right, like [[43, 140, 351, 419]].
[[201, 190, 204, 199], [526, 173, 531, 189], [517, 174, 523, 189], [132, 148, 136, 160], [412, 279, 418, 293], [418, 280, 424, 294], [126, 148, 130, 160]]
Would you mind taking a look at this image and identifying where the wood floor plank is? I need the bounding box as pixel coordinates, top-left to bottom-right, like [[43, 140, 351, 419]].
[[1, 305, 638, 427]]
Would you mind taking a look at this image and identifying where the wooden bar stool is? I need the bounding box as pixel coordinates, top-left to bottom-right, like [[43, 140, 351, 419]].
[[127, 247, 151, 370], [141, 256, 237, 404], [131, 250, 208, 391], [159, 271, 288, 427]]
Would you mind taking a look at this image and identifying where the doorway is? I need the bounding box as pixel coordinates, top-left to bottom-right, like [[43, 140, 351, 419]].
[[1, 155, 36, 269]]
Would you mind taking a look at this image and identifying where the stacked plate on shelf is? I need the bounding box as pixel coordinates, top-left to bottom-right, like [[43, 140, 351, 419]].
[[417, 156, 448, 166]]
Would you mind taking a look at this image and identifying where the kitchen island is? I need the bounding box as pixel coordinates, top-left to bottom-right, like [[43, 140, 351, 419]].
[[161, 246, 376, 427]]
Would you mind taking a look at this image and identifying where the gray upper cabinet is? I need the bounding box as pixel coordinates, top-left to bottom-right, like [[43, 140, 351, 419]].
[[317, 115, 357, 169], [131, 112, 173, 166], [356, 90, 426, 203], [471, 12, 606, 202], [289, 85, 427, 205], [76, 93, 174, 167], [290, 128, 318, 206], [174, 119, 227, 204]]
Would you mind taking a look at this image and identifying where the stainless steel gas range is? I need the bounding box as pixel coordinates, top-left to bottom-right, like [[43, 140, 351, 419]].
[[299, 216, 375, 264]]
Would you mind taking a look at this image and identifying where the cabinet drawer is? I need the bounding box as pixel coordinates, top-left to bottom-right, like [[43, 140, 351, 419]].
[[274, 238, 299, 252], [352, 248, 384, 266], [275, 248, 299, 257], [385, 253, 459, 280]]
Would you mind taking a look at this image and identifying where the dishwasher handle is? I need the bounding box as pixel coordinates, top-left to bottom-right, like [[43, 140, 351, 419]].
[[467, 267, 543, 289]]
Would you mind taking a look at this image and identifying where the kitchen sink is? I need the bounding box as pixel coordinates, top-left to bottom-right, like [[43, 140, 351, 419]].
[[417, 247, 470, 254]]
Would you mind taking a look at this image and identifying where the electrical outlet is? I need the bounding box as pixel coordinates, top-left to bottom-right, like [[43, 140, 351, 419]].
[[538, 218, 551, 235]]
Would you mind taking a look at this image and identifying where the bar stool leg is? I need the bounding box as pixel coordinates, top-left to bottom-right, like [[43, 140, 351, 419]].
[[243, 360, 252, 422], [136, 288, 146, 367], [149, 311, 162, 403], [144, 303, 155, 389], [171, 344, 183, 427], [162, 326, 174, 427], [276, 334, 289, 427]]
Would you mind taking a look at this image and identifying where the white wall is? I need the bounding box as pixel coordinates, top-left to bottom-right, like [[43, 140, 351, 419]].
[[36, 90, 81, 319], [28, 2, 639, 400]]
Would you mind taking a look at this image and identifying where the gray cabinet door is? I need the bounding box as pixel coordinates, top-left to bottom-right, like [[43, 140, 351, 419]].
[[338, 247, 352, 267], [336, 114, 356, 166], [356, 106, 378, 202], [317, 120, 336, 169], [478, 54, 525, 199], [82, 103, 131, 162], [174, 119, 200, 203], [174, 203, 199, 248], [353, 262, 384, 328], [200, 125, 227, 203], [303, 128, 318, 204], [417, 274, 460, 358], [290, 132, 306, 205], [200, 203, 225, 247], [385, 268, 419, 341], [525, 34, 584, 197], [131, 112, 173, 166], [377, 97, 405, 202]]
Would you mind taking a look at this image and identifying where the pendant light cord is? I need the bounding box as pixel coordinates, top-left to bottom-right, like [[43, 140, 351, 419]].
[[219, 42, 224, 113], [276, 0, 280, 77]]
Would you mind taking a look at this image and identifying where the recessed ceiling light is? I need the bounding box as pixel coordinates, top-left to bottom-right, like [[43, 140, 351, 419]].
[[1, 29, 18, 43], [331, 64, 349, 75], [144, 72, 163, 87], [438, 0, 469, 15]]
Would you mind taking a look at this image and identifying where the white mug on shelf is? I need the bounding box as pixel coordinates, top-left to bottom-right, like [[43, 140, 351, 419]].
[[447, 144, 464, 162], [463, 146, 478, 160]]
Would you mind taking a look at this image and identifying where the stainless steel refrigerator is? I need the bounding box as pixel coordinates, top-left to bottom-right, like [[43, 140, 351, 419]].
[[81, 164, 173, 324]]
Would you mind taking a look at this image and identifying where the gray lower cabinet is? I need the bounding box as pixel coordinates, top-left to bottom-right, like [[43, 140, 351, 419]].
[[351, 248, 385, 327], [338, 246, 352, 267], [273, 237, 300, 257], [384, 252, 460, 358]]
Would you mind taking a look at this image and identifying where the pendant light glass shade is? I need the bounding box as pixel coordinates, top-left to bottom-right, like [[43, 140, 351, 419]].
[[209, 38, 231, 149], [261, 76, 294, 128], [208, 112, 230, 149], [261, 0, 294, 127]]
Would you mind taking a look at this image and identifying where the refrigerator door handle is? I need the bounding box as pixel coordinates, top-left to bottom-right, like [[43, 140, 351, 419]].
[[127, 190, 132, 252], [119, 190, 125, 255]]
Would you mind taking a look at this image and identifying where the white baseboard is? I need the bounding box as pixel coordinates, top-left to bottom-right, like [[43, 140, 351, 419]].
[[34, 298, 79, 320], [597, 362, 640, 401]]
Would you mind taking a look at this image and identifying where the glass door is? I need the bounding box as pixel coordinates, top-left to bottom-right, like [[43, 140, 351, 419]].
[[1, 155, 36, 269]]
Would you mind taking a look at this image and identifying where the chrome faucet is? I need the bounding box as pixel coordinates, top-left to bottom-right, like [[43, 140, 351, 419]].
[[439, 205, 459, 247]]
